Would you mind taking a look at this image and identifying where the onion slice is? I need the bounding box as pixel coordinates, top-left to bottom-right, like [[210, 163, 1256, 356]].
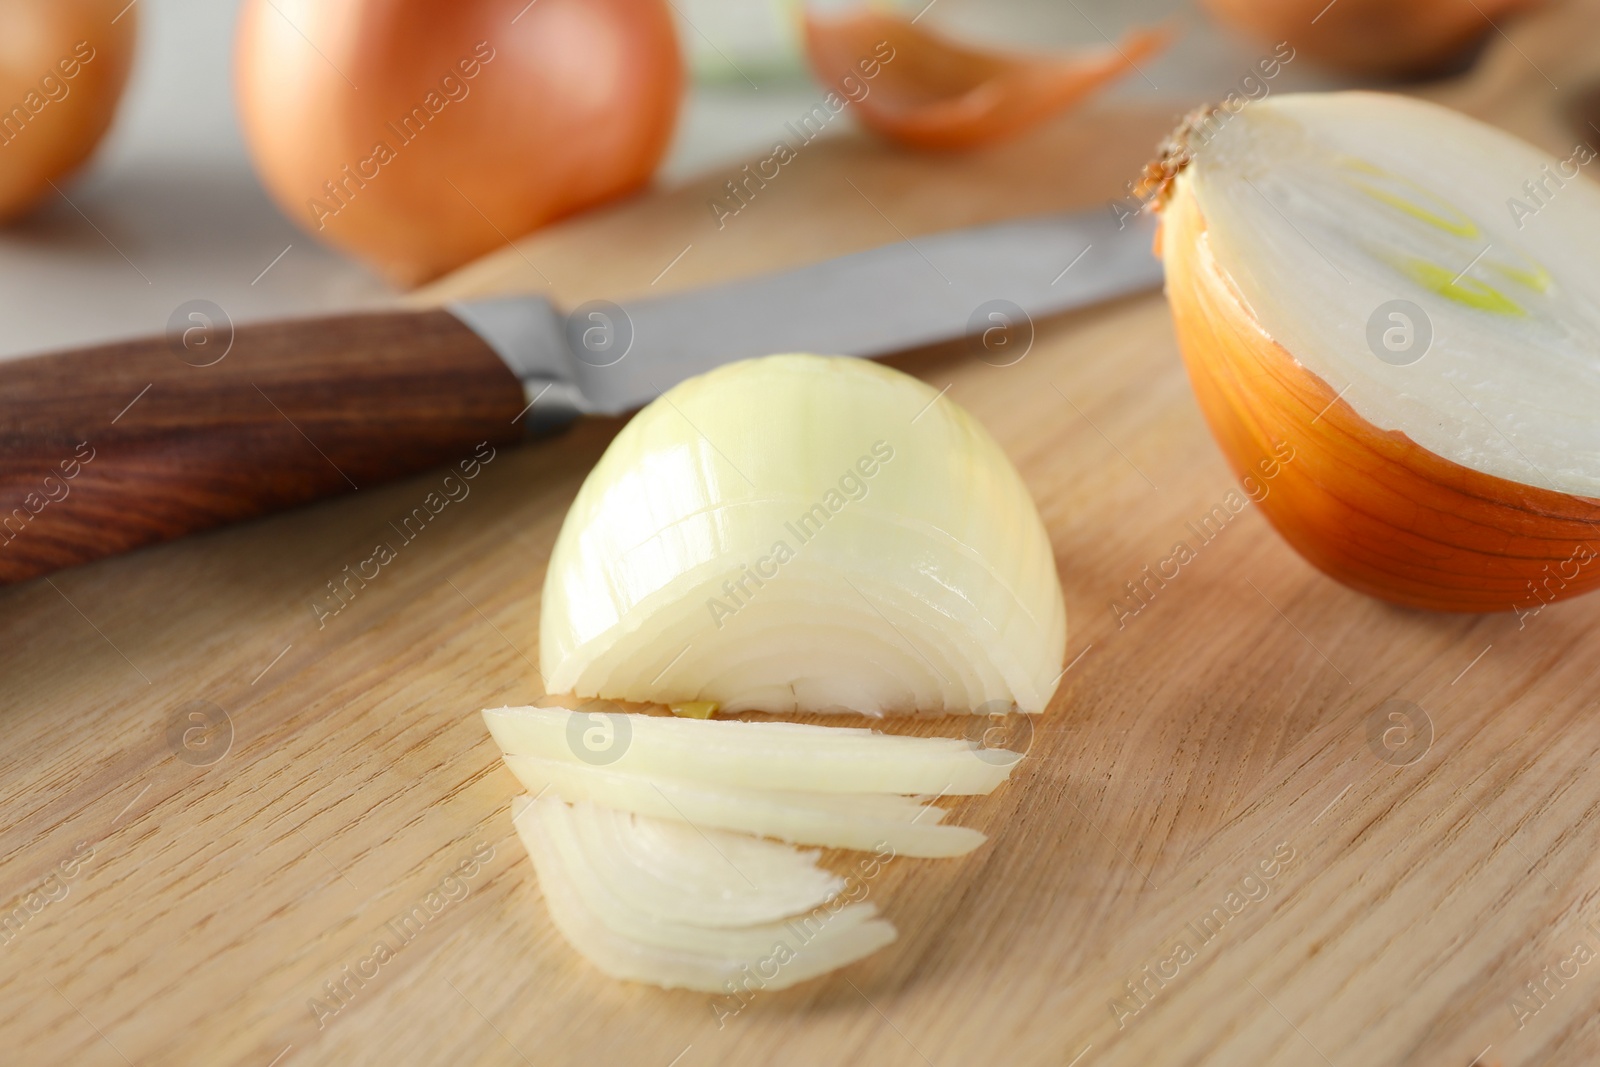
[[514, 795, 897, 992], [539, 355, 1067, 715], [502, 754, 984, 858], [483, 704, 1020, 795], [558, 800, 846, 928]]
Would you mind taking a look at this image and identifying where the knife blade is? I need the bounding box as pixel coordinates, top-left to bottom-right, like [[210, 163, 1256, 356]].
[[450, 208, 1160, 424], [0, 206, 1160, 584]]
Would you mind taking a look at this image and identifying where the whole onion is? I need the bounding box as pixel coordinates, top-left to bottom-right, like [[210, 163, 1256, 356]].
[[234, 0, 683, 284], [1202, 0, 1541, 79], [0, 0, 137, 222]]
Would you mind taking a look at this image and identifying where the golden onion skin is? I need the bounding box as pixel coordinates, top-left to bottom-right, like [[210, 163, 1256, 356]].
[[0, 0, 137, 222], [234, 0, 682, 285], [1157, 160, 1600, 615]]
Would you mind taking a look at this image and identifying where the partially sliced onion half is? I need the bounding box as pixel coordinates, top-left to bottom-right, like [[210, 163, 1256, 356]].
[[483, 703, 1019, 795], [1154, 92, 1600, 612], [540, 355, 1067, 713], [503, 753, 984, 858], [513, 795, 897, 992]]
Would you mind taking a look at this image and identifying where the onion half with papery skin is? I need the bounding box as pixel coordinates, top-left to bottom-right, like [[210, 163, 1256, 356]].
[[540, 354, 1067, 714], [1154, 92, 1600, 613], [513, 795, 897, 993]]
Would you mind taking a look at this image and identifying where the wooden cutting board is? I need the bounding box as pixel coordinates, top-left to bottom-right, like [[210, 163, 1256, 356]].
[[6, 7, 1600, 1065]]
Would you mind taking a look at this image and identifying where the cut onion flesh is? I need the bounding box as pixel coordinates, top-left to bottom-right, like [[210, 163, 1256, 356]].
[[483, 703, 1020, 795], [513, 795, 897, 992], [501, 753, 984, 858], [1156, 92, 1600, 611], [554, 799, 847, 928], [538, 354, 1067, 714]]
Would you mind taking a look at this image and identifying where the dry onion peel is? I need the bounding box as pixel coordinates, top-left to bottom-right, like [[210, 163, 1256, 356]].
[[802, 9, 1170, 152], [540, 354, 1066, 715], [1155, 92, 1600, 612], [513, 795, 897, 993], [484, 704, 1020, 795], [501, 754, 983, 858]]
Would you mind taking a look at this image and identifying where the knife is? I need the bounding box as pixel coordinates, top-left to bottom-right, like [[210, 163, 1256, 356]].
[[0, 207, 1160, 584]]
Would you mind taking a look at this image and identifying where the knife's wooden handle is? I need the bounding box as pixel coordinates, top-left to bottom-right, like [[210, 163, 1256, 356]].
[[0, 309, 529, 585]]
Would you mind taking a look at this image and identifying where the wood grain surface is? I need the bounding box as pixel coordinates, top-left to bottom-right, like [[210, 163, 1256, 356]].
[[5, 5, 1600, 1066]]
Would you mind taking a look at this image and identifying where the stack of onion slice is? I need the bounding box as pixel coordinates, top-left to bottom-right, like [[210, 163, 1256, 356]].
[[487, 703, 1022, 989], [484, 704, 1016, 794], [1154, 92, 1600, 612], [513, 796, 897, 993], [486, 704, 1017, 857]]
